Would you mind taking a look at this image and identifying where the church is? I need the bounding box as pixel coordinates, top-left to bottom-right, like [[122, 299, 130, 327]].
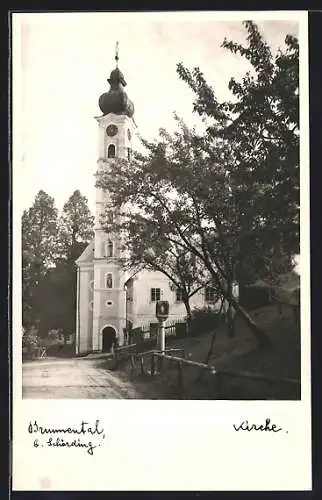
[[75, 52, 224, 355]]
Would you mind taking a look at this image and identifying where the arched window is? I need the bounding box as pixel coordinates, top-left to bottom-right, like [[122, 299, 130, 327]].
[[106, 273, 113, 289], [107, 144, 116, 158], [106, 240, 114, 257]]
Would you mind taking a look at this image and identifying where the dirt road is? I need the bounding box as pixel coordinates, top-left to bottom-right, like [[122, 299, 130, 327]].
[[22, 357, 141, 399]]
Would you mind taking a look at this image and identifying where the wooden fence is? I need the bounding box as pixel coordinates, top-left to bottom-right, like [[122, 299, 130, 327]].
[[151, 352, 300, 399], [128, 319, 187, 344], [114, 344, 300, 399], [113, 323, 300, 399]]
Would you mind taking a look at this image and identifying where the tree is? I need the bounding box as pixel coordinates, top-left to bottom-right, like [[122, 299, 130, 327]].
[[22, 190, 59, 328], [36, 260, 76, 339], [22, 325, 40, 359], [96, 21, 299, 346], [101, 207, 210, 328], [97, 120, 266, 341], [144, 247, 210, 329], [38, 190, 94, 340], [177, 21, 299, 287], [176, 21, 299, 337], [58, 190, 94, 261]]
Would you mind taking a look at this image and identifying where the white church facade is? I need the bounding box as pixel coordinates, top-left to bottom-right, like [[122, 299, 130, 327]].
[[75, 55, 226, 355]]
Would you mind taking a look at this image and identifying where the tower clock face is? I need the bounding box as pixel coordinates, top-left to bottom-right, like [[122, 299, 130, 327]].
[[106, 124, 118, 137], [127, 129, 131, 140]]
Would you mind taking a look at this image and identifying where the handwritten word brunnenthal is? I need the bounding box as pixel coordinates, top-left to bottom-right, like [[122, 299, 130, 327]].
[[28, 420, 105, 437], [28, 420, 106, 456]]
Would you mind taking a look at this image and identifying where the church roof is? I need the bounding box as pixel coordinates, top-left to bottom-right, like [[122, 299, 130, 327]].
[[98, 46, 134, 118], [76, 238, 94, 265]]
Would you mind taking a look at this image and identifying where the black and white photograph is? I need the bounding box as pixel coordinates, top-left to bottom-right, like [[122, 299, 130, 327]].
[[12, 10, 311, 492], [17, 13, 304, 401]]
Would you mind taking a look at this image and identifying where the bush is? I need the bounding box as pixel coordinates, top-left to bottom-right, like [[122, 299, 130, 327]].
[[130, 327, 145, 345], [175, 322, 188, 338], [22, 327, 40, 360], [190, 307, 220, 336], [239, 285, 271, 310], [46, 343, 75, 358]]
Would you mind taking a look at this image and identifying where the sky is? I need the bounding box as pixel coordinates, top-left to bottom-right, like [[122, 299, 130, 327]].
[[13, 12, 300, 216]]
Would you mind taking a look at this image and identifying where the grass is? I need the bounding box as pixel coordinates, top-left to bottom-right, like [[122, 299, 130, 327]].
[[111, 303, 301, 400]]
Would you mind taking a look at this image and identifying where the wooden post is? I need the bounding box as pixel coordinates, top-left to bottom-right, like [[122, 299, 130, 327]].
[[130, 355, 135, 371], [151, 353, 155, 377], [177, 360, 183, 399], [158, 354, 163, 372], [140, 355, 145, 376], [157, 319, 165, 372], [159, 320, 165, 352], [197, 332, 216, 383]]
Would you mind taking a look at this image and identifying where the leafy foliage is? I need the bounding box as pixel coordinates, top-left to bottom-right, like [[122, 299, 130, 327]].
[[58, 190, 94, 260], [22, 190, 59, 328], [96, 22, 299, 345], [22, 190, 94, 337], [101, 203, 210, 322], [190, 307, 221, 335], [22, 326, 40, 359], [177, 21, 299, 285]]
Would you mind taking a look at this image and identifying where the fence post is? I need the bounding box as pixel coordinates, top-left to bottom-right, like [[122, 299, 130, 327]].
[[158, 354, 164, 372], [177, 360, 183, 399], [140, 355, 145, 376], [151, 353, 155, 377], [130, 355, 135, 371], [197, 332, 216, 383], [158, 320, 165, 353]]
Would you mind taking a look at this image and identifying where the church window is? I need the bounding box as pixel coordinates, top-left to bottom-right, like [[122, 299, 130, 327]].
[[205, 286, 216, 303], [107, 144, 116, 158], [106, 240, 114, 257], [127, 147, 131, 161], [106, 300, 113, 307], [176, 288, 184, 302], [106, 273, 113, 289], [151, 288, 161, 302]]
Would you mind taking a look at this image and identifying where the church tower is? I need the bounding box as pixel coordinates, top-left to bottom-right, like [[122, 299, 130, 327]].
[[92, 46, 136, 351]]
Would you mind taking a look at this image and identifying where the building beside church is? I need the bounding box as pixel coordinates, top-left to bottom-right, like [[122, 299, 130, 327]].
[[75, 54, 229, 355]]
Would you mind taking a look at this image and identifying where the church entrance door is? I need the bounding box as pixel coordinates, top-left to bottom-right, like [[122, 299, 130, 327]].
[[102, 326, 117, 352]]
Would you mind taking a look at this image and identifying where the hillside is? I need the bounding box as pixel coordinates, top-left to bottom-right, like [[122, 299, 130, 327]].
[[112, 304, 301, 400]]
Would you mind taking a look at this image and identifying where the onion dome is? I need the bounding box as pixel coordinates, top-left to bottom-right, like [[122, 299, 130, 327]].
[[98, 45, 134, 117]]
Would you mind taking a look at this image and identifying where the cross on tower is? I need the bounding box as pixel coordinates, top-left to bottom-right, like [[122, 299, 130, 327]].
[[115, 41, 119, 66]]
